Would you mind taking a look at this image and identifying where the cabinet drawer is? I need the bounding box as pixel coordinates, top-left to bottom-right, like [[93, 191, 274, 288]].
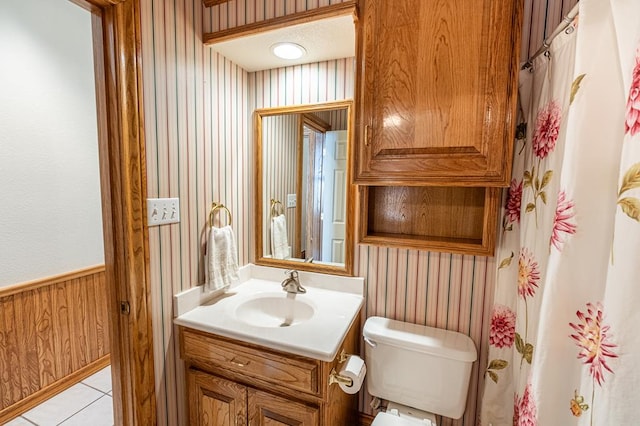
[[181, 329, 320, 395]]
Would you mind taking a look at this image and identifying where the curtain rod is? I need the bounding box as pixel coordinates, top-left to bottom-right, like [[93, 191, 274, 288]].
[[522, 2, 580, 69]]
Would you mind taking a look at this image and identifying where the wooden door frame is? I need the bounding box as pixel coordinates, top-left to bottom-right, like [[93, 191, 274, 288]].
[[72, 0, 156, 424]]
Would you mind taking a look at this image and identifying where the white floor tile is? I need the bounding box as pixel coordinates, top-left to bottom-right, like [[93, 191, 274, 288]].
[[3, 417, 36, 425], [21, 383, 103, 426], [81, 366, 112, 393], [58, 395, 113, 426]]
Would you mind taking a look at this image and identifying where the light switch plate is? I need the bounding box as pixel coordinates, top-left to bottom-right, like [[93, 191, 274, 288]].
[[147, 198, 180, 226], [287, 193, 297, 208]]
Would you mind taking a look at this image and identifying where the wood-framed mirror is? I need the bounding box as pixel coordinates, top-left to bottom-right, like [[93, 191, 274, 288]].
[[255, 100, 354, 276]]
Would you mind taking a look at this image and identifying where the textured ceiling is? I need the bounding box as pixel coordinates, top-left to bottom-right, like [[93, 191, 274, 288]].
[[208, 14, 355, 72]]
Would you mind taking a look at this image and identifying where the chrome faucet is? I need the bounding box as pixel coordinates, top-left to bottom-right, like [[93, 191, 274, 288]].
[[281, 270, 306, 294]]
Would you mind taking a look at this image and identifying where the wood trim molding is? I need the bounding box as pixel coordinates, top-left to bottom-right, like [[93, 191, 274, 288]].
[[86, 0, 156, 424], [204, 1, 358, 45], [254, 101, 355, 277], [0, 265, 105, 299], [70, 0, 127, 14], [203, 0, 231, 7], [0, 356, 111, 425]]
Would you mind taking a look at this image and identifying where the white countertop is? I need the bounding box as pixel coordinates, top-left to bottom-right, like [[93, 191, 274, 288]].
[[174, 265, 364, 362]]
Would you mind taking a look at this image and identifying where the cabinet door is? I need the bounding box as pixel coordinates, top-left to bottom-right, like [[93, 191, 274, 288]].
[[187, 368, 247, 426], [247, 388, 319, 426], [355, 0, 521, 186]]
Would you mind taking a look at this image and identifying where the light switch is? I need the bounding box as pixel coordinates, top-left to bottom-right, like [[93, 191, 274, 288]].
[[147, 198, 180, 226]]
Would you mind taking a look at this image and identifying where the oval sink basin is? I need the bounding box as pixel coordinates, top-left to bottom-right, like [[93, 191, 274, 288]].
[[234, 294, 315, 328]]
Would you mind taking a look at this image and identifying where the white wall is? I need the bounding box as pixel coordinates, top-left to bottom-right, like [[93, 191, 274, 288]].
[[0, 0, 104, 286]]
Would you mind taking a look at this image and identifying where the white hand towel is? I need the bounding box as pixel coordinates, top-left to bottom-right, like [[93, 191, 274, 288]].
[[271, 214, 289, 260], [205, 225, 239, 293]]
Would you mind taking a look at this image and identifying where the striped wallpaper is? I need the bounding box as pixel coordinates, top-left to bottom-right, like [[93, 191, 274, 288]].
[[521, 0, 579, 61], [261, 114, 299, 256], [138, 0, 578, 424], [140, 0, 251, 424]]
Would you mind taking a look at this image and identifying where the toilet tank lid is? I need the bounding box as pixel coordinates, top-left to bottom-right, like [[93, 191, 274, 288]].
[[363, 317, 477, 362]]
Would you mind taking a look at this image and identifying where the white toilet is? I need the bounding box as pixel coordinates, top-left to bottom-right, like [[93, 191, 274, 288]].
[[363, 316, 478, 426]]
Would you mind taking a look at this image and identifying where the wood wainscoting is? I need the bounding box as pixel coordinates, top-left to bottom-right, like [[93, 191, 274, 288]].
[[0, 265, 110, 424]]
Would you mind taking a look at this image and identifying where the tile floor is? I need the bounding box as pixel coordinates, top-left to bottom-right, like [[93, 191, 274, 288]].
[[5, 366, 113, 426]]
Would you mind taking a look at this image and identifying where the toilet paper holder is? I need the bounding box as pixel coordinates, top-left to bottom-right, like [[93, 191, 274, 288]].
[[328, 350, 354, 387], [328, 368, 353, 387]]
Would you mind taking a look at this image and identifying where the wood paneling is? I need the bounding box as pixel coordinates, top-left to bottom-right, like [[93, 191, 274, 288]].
[[0, 267, 110, 424]]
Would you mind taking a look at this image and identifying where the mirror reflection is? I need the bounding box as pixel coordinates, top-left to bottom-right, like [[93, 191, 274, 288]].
[[256, 101, 353, 274]]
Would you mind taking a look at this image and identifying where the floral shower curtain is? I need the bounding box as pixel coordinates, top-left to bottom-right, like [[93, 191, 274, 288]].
[[481, 0, 640, 425]]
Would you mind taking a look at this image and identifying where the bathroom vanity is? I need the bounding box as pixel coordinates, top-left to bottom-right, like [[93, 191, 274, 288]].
[[174, 265, 364, 425]]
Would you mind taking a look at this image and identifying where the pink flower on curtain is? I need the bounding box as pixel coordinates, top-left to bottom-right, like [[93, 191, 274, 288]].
[[516, 383, 538, 426], [533, 100, 562, 159], [490, 304, 516, 348], [625, 48, 640, 136], [505, 179, 523, 224], [550, 190, 577, 251], [518, 248, 540, 299], [569, 302, 618, 386], [513, 393, 520, 426]]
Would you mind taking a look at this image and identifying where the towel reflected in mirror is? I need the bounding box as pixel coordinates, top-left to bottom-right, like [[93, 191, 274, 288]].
[[270, 214, 289, 260]]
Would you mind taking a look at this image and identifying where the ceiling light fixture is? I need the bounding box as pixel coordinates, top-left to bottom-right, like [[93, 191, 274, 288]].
[[271, 42, 306, 60]]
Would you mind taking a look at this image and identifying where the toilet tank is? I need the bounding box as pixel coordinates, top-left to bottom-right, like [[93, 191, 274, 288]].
[[363, 317, 477, 420]]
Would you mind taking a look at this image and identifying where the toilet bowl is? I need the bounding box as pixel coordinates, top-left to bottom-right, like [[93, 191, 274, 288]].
[[363, 316, 477, 425], [372, 402, 438, 426]]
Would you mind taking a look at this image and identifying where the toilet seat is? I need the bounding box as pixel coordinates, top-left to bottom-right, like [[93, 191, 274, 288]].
[[371, 412, 434, 426]]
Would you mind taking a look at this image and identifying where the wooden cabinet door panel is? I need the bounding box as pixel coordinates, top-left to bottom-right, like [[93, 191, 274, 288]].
[[248, 388, 319, 426], [355, 0, 521, 185], [187, 369, 247, 426]]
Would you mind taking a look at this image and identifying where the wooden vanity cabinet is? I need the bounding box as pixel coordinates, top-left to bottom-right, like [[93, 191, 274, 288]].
[[180, 316, 360, 426], [353, 0, 522, 254], [187, 370, 319, 425]]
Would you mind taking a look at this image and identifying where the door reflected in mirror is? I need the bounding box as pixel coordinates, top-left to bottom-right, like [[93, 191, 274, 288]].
[[255, 101, 354, 276]]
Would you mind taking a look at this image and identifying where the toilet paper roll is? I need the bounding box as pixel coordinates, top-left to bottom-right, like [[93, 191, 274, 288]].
[[338, 355, 367, 394]]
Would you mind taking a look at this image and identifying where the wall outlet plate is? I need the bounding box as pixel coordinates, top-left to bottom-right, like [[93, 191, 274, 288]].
[[147, 198, 180, 226]]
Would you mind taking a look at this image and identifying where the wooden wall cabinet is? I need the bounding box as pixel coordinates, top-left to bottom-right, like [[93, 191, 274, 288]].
[[359, 186, 501, 256], [353, 0, 522, 254], [180, 316, 359, 426], [354, 0, 522, 186]]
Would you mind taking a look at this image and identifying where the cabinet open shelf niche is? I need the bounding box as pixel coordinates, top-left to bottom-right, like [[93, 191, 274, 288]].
[[358, 186, 501, 256]]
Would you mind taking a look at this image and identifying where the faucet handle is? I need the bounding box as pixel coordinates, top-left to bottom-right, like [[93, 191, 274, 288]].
[[284, 269, 299, 280]]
